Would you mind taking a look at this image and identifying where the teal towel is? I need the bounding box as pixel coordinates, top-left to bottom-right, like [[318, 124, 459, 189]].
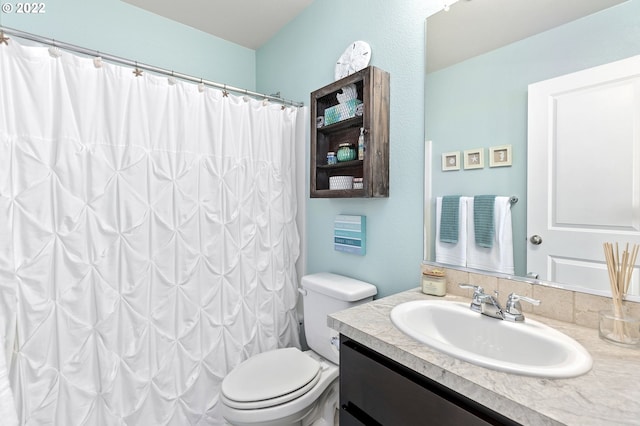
[[474, 195, 496, 248], [439, 196, 461, 243]]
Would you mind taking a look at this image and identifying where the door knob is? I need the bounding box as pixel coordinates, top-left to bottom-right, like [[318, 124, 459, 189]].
[[529, 235, 543, 245]]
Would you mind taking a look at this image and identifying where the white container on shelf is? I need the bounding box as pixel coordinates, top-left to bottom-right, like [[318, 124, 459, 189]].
[[329, 176, 353, 190]]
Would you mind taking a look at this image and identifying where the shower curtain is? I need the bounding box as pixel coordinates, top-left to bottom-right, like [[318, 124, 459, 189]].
[[0, 39, 302, 425]]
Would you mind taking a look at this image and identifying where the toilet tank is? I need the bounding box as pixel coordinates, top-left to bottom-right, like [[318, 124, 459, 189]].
[[301, 272, 377, 365]]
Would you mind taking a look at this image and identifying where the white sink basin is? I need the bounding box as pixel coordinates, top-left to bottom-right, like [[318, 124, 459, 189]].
[[390, 300, 592, 378]]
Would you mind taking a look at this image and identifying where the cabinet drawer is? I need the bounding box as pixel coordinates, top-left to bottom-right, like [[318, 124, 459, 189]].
[[340, 336, 520, 426], [339, 406, 370, 426]]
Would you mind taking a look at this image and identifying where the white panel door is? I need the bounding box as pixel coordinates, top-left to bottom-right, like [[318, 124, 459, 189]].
[[527, 56, 640, 294]]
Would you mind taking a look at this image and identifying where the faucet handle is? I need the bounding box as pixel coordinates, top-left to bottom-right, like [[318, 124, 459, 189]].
[[507, 293, 541, 307], [458, 284, 484, 312], [458, 283, 484, 294], [504, 293, 541, 322]]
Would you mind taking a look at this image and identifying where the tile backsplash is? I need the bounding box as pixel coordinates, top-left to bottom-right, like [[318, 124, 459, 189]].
[[424, 264, 640, 330]]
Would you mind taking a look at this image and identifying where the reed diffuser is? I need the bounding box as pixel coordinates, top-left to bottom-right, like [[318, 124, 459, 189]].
[[600, 242, 640, 346]]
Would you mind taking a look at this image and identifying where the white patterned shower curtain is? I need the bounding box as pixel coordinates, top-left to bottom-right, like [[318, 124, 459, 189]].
[[0, 39, 302, 425]]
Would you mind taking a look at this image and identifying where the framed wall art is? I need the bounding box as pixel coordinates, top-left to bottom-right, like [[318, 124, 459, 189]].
[[489, 144, 512, 167], [463, 148, 484, 170], [441, 151, 460, 171]]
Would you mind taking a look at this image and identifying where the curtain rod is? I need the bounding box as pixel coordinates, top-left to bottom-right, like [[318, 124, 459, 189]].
[[0, 26, 304, 108]]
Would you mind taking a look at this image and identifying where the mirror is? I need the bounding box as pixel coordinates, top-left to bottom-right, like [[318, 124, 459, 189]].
[[424, 0, 640, 300]]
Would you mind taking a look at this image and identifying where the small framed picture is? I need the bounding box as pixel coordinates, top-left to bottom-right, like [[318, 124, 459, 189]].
[[441, 151, 460, 171], [463, 149, 484, 170], [489, 144, 512, 167]]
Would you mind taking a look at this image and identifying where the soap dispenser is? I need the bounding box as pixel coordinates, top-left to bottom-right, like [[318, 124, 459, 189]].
[[357, 127, 365, 160]]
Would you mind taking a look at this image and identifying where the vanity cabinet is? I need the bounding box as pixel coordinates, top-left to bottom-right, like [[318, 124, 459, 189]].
[[339, 336, 521, 426], [310, 66, 389, 198]]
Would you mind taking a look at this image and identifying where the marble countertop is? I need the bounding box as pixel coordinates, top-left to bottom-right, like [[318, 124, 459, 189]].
[[328, 288, 640, 426]]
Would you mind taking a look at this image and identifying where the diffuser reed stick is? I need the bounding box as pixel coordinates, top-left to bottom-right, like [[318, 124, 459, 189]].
[[602, 242, 639, 342]]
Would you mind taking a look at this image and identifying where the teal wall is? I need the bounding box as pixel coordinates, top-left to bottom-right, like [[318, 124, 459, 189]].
[[426, 0, 640, 277], [257, 0, 433, 297], [5, 0, 638, 298], [0, 0, 255, 89], [1, 0, 433, 298]]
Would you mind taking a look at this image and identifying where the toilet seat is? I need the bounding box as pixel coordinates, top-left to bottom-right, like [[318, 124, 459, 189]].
[[221, 347, 321, 410]]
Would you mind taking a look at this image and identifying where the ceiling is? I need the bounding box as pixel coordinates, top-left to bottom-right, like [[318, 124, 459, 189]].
[[121, 0, 626, 58], [121, 0, 316, 50], [427, 0, 627, 72]]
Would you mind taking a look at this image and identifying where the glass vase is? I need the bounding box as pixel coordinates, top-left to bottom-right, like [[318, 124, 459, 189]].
[[598, 308, 640, 347]]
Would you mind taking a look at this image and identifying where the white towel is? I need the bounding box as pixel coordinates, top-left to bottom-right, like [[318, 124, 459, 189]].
[[0, 338, 17, 426], [435, 196, 468, 267], [466, 196, 514, 274]]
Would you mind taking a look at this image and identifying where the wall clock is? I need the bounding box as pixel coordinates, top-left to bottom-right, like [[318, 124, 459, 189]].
[[335, 41, 371, 80]]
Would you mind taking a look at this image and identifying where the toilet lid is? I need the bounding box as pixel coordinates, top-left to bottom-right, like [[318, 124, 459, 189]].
[[221, 347, 321, 409]]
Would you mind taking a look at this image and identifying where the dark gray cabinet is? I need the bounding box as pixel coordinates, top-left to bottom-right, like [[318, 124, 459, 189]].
[[339, 336, 521, 425]]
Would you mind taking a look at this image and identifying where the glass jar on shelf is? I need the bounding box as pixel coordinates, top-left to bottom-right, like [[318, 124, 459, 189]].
[[336, 143, 356, 162]]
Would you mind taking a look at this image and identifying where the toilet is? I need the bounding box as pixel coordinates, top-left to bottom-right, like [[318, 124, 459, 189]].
[[220, 272, 377, 426]]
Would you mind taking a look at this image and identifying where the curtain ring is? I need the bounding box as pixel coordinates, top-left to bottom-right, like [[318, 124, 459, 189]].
[[168, 70, 177, 85], [93, 51, 103, 68], [48, 39, 62, 58]]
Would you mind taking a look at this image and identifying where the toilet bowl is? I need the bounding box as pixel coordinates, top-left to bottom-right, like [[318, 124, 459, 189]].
[[220, 273, 377, 426], [221, 349, 338, 426]]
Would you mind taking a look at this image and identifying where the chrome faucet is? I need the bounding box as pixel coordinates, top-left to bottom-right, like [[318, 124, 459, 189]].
[[478, 291, 504, 319], [458, 284, 540, 322]]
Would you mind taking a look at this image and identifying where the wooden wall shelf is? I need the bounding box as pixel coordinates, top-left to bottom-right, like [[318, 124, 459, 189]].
[[310, 66, 390, 198]]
